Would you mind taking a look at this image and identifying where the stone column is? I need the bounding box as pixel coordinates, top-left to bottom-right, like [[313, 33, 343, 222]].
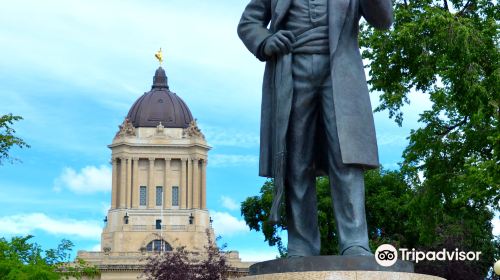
[[132, 157, 139, 208], [126, 158, 132, 208], [119, 157, 127, 208], [111, 157, 118, 209], [187, 157, 193, 209], [164, 158, 171, 209], [180, 158, 187, 208], [148, 158, 155, 208], [201, 160, 207, 209], [192, 158, 200, 209]]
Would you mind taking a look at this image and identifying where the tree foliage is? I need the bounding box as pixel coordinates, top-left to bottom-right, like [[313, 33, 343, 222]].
[[360, 0, 499, 211], [143, 230, 229, 280], [0, 235, 99, 280], [0, 235, 58, 280], [356, 1, 500, 277], [0, 113, 29, 164]]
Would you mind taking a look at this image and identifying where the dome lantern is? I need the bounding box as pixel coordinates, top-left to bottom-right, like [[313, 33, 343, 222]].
[[126, 67, 193, 128]]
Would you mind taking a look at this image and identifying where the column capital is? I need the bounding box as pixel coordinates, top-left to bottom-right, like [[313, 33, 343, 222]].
[[132, 157, 139, 161], [164, 157, 172, 161], [148, 157, 155, 162]]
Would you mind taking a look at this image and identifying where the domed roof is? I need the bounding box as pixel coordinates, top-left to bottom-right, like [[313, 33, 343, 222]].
[[126, 67, 193, 128]]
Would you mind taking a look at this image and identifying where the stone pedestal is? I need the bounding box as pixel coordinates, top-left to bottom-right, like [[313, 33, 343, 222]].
[[237, 256, 445, 280]]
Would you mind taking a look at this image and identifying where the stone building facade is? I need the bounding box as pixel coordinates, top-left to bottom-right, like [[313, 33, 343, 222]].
[[76, 66, 251, 279]]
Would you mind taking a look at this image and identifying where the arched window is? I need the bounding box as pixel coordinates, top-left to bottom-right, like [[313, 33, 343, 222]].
[[145, 239, 172, 252]]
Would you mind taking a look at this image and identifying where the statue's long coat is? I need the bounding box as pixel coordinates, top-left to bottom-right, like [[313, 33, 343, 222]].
[[237, 0, 393, 178]]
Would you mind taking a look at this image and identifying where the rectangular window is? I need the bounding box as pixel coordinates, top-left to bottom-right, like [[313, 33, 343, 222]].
[[156, 186, 163, 206], [172, 186, 179, 207], [155, 219, 162, 230], [140, 186, 147, 206]]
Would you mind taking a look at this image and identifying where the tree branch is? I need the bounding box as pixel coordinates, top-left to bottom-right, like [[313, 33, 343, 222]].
[[458, 0, 472, 16], [438, 117, 468, 137], [443, 0, 449, 11]]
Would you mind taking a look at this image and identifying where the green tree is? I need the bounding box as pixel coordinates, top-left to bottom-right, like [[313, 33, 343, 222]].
[[240, 180, 288, 256], [358, 1, 499, 278], [0, 235, 99, 280], [0, 113, 29, 164], [360, 0, 499, 211], [0, 235, 58, 280], [364, 168, 417, 249]]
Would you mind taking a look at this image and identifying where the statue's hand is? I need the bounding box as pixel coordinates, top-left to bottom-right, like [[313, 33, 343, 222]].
[[263, 30, 296, 57]]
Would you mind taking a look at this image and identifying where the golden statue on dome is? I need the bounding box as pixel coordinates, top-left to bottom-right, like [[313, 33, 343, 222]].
[[155, 48, 163, 65]]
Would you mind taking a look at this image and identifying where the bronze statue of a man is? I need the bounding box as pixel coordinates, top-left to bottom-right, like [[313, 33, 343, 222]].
[[237, 0, 393, 256]]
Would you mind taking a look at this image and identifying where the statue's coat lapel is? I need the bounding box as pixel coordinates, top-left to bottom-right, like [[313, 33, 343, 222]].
[[271, 0, 291, 31]]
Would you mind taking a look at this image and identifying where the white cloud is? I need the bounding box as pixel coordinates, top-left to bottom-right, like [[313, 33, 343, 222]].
[[211, 211, 248, 237], [220, 196, 240, 211], [376, 133, 408, 146], [238, 250, 278, 262], [90, 243, 101, 251], [54, 165, 111, 194], [203, 126, 259, 148], [0, 213, 101, 240], [210, 154, 258, 167], [0, 0, 254, 100]]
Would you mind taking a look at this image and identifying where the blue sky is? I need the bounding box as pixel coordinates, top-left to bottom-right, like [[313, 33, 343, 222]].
[[0, 0, 497, 262]]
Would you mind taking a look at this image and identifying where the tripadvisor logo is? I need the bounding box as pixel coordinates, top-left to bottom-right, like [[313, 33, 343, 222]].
[[375, 244, 398, 267], [375, 244, 482, 267]]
